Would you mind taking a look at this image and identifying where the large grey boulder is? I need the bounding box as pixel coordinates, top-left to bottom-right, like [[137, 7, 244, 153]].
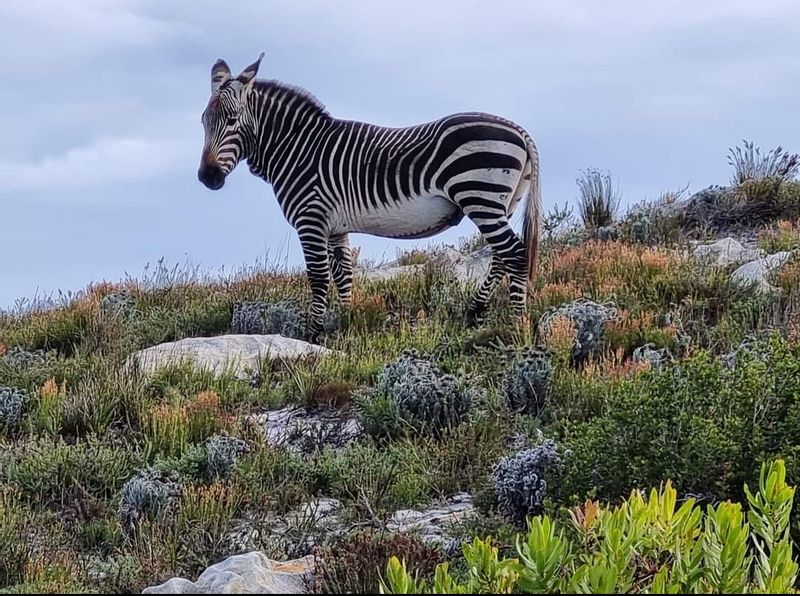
[[142, 552, 314, 594], [731, 251, 795, 294], [131, 335, 333, 380], [692, 237, 763, 268]]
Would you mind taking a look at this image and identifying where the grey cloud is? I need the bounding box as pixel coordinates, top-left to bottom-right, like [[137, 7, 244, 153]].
[[1, 0, 799, 306]]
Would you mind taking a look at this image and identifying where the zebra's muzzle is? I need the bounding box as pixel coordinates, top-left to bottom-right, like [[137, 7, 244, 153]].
[[198, 164, 226, 190]]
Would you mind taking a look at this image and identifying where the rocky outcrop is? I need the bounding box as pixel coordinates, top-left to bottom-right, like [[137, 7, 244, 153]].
[[246, 406, 362, 454], [385, 492, 475, 546], [142, 552, 314, 594], [731, 251, 795, 294], [692, 237, 795, 294], [131, 335, 333, 380], [692, 237, 763, 268]]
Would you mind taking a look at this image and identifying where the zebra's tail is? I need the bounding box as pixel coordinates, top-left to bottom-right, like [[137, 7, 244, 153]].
[[522, 134, 541, 292]]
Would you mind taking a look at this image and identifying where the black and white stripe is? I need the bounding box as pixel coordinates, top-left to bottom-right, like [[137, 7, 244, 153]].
[[199, 56, 541, 339]]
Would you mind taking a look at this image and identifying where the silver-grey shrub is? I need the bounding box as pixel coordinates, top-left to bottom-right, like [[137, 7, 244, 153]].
[[119, 468, 181, 530], [205, 434, 249, 480], [232, 300, 306, 339], [2, 347, 46, 369], [0, 386, 28, 430], [355, 350, 477, 438], [539, 298, 618, 365], [491, 440, 562, 528], [504, 348, 553, 416]]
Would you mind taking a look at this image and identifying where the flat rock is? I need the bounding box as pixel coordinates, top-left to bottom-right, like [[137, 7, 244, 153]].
[[229, 497, 345, 555], [386, 492, 475, 545], [142, 552, 314, 594], [131, 335, 333, 380], [692, 237, 763, 267], [731, 251, 795, 294], [247, 405, 362, 454]]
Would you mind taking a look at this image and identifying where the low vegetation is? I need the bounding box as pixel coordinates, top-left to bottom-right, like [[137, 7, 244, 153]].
[[0, 140, 799, 593]]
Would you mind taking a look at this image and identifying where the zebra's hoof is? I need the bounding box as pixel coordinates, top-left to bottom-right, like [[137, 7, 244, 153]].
[[306, 326, 323, 345], [465, 309, 486, 328]]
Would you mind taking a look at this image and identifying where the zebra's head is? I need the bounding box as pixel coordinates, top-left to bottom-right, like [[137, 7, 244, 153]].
[[198, 53, 264, 190]]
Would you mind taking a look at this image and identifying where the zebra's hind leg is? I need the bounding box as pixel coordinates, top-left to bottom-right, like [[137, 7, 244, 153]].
[[463, 211, 528, 318], [297, 224, 331, 343], [465, 254, 505, 326], [328, 233, 353, 306]]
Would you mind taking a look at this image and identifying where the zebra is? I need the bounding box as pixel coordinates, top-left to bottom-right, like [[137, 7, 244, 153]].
[[198, 53, 541, 340]]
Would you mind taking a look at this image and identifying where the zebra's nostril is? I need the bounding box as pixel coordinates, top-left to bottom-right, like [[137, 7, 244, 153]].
[[198, 165, 225, 190]]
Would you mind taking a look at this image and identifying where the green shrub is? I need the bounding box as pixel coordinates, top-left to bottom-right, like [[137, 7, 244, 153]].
[[382, 459, 798, 594], [558, 335, 800, 509], [2, 437, 143, 505], [0, 491, 34, 588]]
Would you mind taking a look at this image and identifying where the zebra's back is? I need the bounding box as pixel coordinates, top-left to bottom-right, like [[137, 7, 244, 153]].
[[316, 112, 533, 238]]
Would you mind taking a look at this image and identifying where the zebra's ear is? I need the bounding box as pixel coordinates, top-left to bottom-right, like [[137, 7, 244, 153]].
[[236, 52, 265, 86], [211, 59, 231, 94]]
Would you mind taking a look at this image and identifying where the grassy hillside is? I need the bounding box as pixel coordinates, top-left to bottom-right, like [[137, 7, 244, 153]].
[[2, 144, 800, 593]]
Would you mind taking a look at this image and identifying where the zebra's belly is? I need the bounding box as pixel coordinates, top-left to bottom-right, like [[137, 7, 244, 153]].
[[337, 195, 463, 239]]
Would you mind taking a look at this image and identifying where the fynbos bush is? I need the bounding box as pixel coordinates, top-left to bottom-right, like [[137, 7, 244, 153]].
[[728, 140, 800, 186], [1, 347, 46, 369], [232, 300, 306, 338], [504, 348, 553, 416], [355, 350, 476, 438], [100, 291, 135, 318], [632, 343, 671, 370], [385, 459, 799, 594], [539, 298, 618, 365], [205, 434, 249, 480], [491, 440, 562, 527], [0, 386, 28, 430], [119, 468, 181, 530], [576, 168, 620, 230]]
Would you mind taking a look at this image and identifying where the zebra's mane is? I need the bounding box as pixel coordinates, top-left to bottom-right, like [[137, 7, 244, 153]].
[[253, 80, 330, 117]]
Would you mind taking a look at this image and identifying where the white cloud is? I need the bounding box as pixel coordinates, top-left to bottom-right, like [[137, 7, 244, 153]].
[[0, 136, 191, 193]]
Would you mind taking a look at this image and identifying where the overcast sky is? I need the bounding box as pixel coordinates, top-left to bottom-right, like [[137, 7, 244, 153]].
[[2, 0, 799, 307]]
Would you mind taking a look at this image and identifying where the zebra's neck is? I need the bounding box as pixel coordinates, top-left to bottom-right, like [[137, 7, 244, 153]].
[[243, 80, 333, 187]]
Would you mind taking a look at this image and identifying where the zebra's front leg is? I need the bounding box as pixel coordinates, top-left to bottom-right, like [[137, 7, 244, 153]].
[[328, 233, 353, 306], [465, 254, 505, 326], [297, 225, 331, 343]]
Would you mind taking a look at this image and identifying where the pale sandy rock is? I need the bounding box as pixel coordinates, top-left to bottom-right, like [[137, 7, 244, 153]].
[[731, 251, 795, 294], [131, 335, 333, 380], [142, 552, 314, 594], [692, 237, 763, 267]]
